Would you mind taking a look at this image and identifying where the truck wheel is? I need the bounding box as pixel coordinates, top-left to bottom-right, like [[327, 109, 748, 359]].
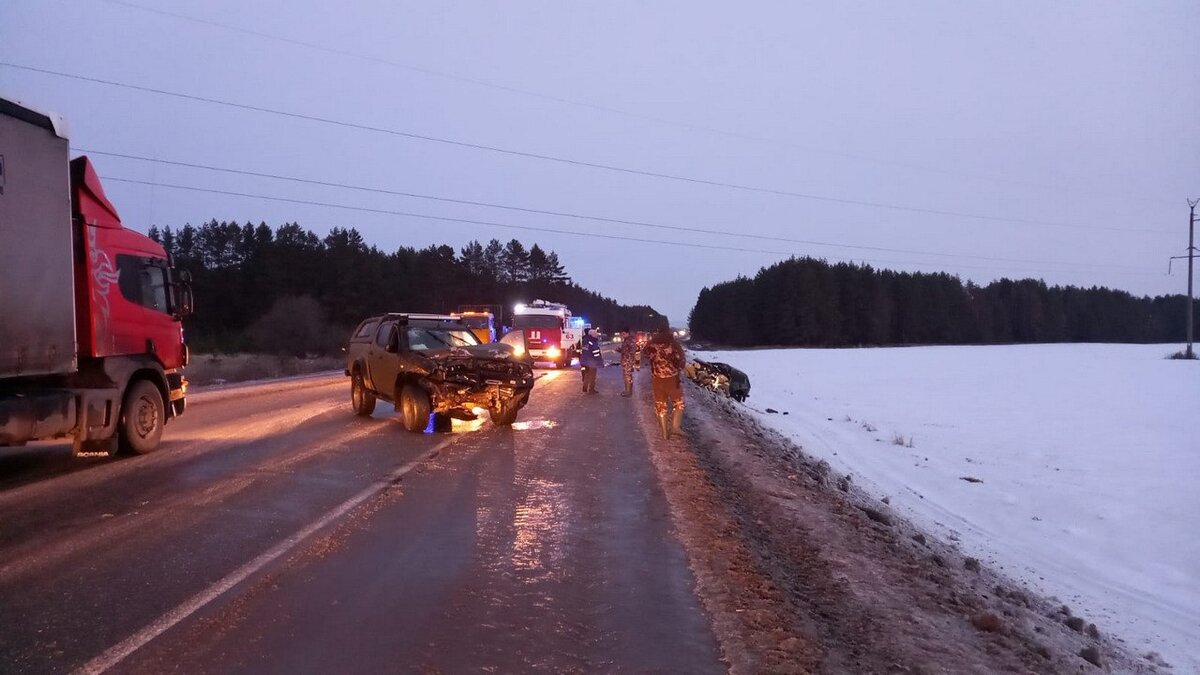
[[119, 380, 165, 455], [489, 402, 520, 427], [398, 384, 431, 433], [351, 371, 376, 416]]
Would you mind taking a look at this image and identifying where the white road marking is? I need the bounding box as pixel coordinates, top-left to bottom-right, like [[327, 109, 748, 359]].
[[73, 435, 462, 675]]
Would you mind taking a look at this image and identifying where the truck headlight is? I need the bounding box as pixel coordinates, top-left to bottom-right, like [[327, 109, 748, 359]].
[[546, 345, 561, 358]]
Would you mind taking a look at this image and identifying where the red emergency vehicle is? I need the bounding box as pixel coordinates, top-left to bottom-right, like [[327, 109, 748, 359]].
[[0, 97, 192, 456], [511, 300, 583, 368]]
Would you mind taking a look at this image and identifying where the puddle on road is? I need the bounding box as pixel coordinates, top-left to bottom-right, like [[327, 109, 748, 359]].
[[511, 419, 558, 432], [510, 476, 571, 580], [439, 409, 558, 435]]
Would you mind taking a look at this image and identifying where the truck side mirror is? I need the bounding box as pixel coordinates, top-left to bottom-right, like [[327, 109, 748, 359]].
[[173, 282, 194, 319], [171, 268, 194, 319]]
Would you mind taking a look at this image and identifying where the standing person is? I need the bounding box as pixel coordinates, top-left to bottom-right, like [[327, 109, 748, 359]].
[[642, 326, 686, 439], [616, 327, 641, 397], [579, 327, 604, 394]]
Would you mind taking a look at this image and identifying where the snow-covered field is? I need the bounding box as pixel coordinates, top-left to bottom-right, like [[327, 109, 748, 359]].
[[699, 343, 1198, 671]]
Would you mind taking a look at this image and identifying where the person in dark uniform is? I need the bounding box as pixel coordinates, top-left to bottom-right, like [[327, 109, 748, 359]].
[[641, 326, 686, 438], [616, 327, 641, 397], [579, 327, 604, 394]]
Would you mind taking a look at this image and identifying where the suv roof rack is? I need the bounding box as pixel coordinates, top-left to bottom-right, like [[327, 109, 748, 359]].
[[380, 313, 463, 323]]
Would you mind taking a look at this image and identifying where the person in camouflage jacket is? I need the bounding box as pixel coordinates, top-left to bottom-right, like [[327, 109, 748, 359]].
[[616, 327, 642, 397], [642, 327, 686, 439]]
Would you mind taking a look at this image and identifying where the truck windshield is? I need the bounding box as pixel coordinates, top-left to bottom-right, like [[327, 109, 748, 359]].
[[514, 314, 561, 329], [407, 327, 480, 351], [459, 316, 491, 329]]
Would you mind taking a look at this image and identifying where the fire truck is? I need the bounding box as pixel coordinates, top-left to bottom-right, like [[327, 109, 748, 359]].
[[511, 300, 583, 368]]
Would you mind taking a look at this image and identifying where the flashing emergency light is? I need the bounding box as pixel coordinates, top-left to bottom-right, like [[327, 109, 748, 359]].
[[514, 303, 527, 313]]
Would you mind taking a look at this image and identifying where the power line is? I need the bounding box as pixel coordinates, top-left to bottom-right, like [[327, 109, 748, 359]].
[[82, 148, 1156, 272], [94, 0, 1176, 209], [2, 61, 1163, 235], [102, 175, 1164, 278]]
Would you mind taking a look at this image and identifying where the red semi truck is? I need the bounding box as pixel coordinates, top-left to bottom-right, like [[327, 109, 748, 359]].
[[0, 96, 193, 456]]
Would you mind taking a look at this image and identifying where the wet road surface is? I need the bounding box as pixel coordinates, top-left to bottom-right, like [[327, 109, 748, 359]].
[[0, 367, 721, 674]]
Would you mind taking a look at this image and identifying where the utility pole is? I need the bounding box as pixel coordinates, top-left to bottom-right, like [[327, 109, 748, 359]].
[[1188, 200, 1198, 359]]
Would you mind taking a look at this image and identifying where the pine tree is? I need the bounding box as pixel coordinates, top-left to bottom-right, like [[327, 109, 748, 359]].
[[176, 223, 197, 264], [544, 251, 570, 284], [459, 240, 486, 277], [527, 244, 552, 281], [482, 239, 504, 281], [501, 239, 530, 283], [160, 226, 177, 258]]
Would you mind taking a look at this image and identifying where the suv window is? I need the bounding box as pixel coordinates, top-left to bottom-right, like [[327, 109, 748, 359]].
[[116, 254, 169, 314], [375, 321, 395, 348], [407, 327, 479, 351], [354, 320, 379, 339]]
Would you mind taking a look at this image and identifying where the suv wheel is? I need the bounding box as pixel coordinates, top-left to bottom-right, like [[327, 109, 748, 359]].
[[398, 383, 431, 433], [489, 402, 520, 427], [432, 412, 453, 433], [351, 371, 376, 416]]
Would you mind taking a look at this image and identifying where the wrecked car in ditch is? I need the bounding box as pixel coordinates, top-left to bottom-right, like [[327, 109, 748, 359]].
[[345, 314, 535, 432], [687, 359, 751, 402]]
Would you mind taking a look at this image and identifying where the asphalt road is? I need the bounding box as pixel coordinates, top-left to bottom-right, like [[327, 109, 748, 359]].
[[0, 366, 722, 674]]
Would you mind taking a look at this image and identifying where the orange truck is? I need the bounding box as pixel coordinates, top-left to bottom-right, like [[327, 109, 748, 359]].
[[450, 310, 496, 344]]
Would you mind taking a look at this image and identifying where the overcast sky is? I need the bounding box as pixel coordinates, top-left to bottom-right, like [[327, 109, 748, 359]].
[[3, 0, 1198, 323]]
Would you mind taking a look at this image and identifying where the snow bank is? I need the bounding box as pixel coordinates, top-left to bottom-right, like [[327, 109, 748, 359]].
[[700, 343, 1198, 670]]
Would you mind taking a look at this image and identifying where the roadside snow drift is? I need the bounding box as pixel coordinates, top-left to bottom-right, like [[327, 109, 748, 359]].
[[699, 343, 1198, 671]]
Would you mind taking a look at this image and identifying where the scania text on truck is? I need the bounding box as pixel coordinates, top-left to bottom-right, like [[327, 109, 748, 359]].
[[0, 97, 193, 456]]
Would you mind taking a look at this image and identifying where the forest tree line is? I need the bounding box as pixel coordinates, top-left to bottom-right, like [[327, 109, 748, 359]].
[[688, 256, 1197, 347], [148, 220, 666, 354]]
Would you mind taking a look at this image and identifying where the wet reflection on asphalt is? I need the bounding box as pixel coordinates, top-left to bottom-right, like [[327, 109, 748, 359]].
[[56, 367, 724, 674]]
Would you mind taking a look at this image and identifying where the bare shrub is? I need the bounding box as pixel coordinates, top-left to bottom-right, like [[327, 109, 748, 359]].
[[248, 295, 342, 357], [186, 353, 343, 386]]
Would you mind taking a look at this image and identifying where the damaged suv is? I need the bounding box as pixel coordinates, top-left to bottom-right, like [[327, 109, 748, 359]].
[[345, 314, 535, 432]]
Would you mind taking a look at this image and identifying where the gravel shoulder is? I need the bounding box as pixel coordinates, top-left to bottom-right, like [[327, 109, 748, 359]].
[[636, 377, 1156, 674]]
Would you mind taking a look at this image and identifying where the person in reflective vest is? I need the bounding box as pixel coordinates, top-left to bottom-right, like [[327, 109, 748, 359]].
[[579, 327, 604, 394]]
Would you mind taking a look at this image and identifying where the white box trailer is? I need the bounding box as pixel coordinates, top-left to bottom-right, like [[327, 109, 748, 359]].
[[0, 99, 77, 379]]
